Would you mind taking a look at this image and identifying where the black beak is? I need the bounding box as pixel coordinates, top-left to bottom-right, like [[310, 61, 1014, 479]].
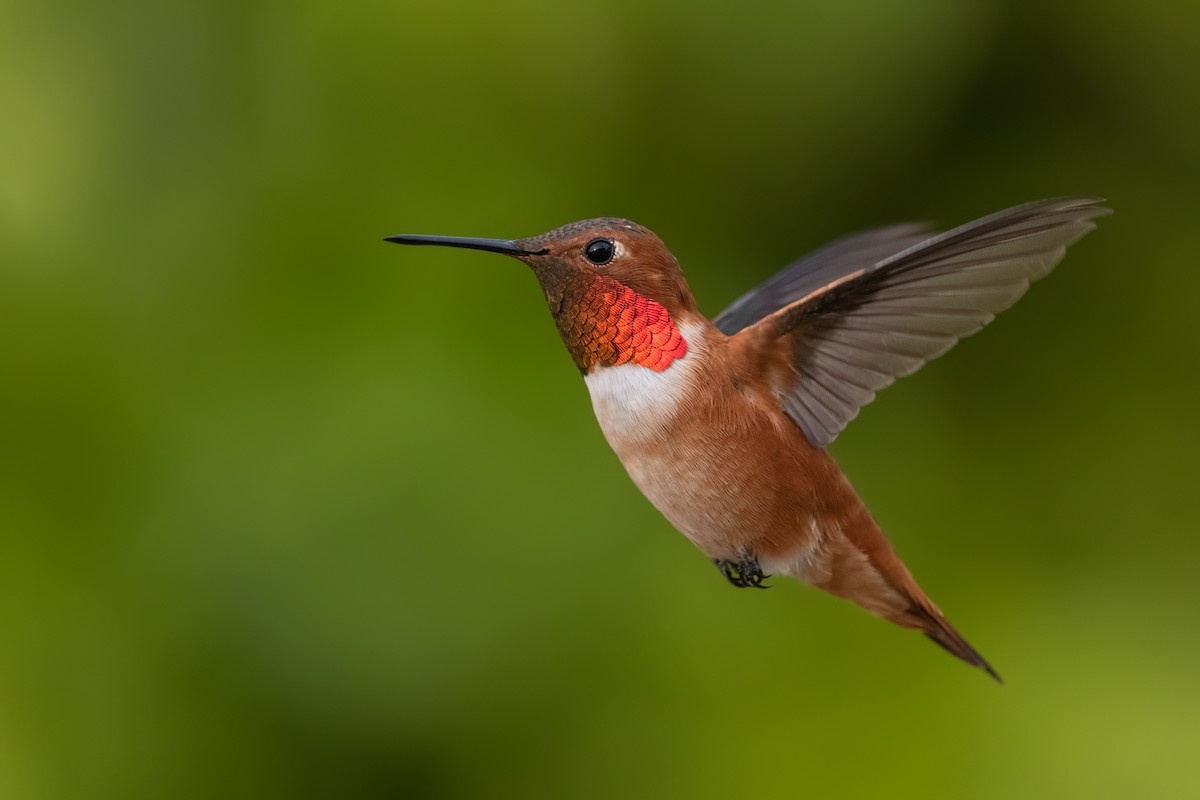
[[383, 234, 546, 256]]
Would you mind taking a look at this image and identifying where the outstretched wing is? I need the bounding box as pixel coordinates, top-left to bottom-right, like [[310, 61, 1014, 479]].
[[713, 223, 934, 335], [743, 197, 1111, 448]]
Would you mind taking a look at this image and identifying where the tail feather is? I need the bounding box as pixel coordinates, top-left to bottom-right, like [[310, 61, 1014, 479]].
[[912, 604, 1002, 683], [775, 510, 1002, 681]]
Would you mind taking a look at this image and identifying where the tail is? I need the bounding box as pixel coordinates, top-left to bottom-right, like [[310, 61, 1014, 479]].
[[908, 602, 1002, 683], [793, 515, 1002, 681]]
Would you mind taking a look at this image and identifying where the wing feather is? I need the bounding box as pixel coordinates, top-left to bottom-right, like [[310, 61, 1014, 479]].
[[741, 197, 1110, 447], [713, 224, 933, 334]]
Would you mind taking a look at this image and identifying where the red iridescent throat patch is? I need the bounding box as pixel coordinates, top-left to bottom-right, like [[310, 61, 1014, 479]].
[[559, 275, 688, 372]]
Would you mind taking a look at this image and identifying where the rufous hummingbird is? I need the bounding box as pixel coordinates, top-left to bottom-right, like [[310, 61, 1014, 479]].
[[387, 197, 1109, 681]]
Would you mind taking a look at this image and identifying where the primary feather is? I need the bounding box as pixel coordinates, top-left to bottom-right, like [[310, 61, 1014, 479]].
[[729, 197, 1111, 447]]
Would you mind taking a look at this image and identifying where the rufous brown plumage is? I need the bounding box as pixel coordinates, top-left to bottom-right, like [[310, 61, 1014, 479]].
[[387, 198, 1110, 681]]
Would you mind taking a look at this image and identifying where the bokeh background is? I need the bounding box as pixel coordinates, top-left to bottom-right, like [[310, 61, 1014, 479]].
[[3, 0, 1198, 797]]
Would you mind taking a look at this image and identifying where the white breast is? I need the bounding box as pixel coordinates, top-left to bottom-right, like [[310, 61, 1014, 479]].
[[582, 320, 708, 446]]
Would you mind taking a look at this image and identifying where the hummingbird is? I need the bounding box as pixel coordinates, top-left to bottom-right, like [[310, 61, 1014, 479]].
[[386, 197, 1109, 681]]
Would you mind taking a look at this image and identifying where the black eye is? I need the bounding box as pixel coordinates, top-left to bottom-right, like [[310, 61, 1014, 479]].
[[584, 238, 615, 265]]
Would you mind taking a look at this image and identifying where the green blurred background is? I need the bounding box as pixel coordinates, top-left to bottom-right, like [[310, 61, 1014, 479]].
[[2, 0, 1198, 797]]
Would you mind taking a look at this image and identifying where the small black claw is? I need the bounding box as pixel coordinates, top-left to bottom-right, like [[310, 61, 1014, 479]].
[[714, 559, 741, 587], [713, 554, 771, 589], [736, 552, 770, 589]]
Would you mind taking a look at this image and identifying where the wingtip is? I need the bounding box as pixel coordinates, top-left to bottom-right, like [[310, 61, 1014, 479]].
[[1040, 195, 1113, 218]]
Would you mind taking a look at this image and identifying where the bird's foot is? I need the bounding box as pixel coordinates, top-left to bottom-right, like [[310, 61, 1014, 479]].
[[714, 554, 770, 589]]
